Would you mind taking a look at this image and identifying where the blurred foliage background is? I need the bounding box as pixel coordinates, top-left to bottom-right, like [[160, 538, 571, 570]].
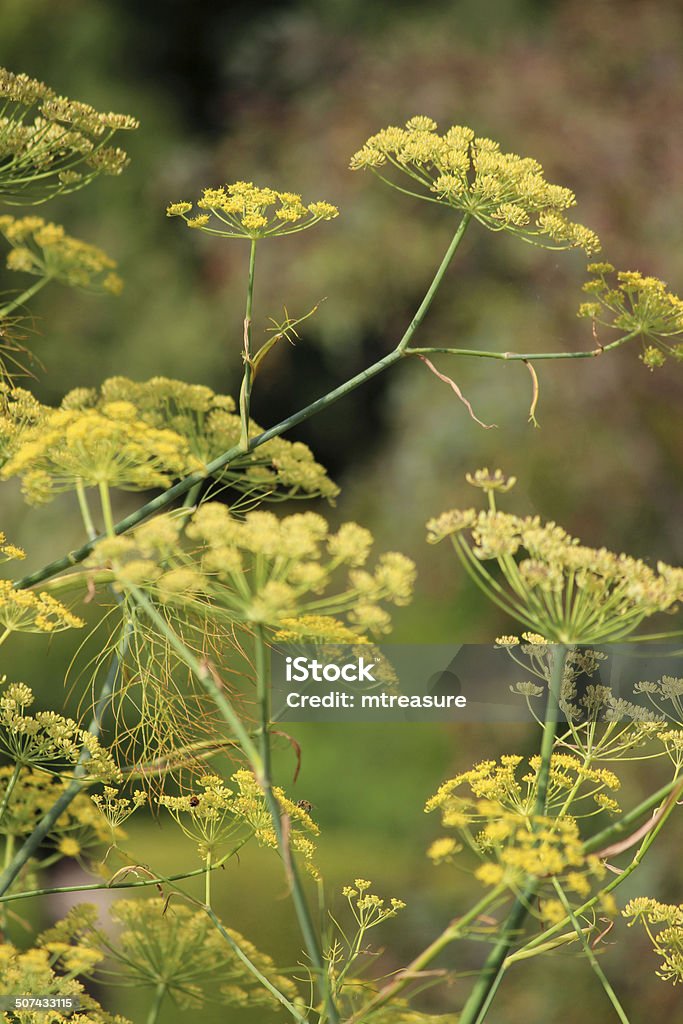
[[3, 0, 683, 1021]]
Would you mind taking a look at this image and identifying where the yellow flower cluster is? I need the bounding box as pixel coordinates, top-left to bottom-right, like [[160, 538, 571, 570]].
[[0, 382, 44, 461], [0, 65, 138, 203], [0, 215, 123, 294], [167, 181, 338, 240], [41, 898, 296, 1012], [185, 503, 415, 633], [230, 768, 320, 875], [0, 679, 120, 780], [427, 469, 683, 643], [0, 579, 84, 637], [159, 771, 253, 859], [0, 529, 25, 563], [62, 375, 339, 502], [350, 116, 600, 254], [425, 753, 619, 820], [426, 754, 618, 893], [90, 786, 147, 832], [623, 897, 683, 985], [579, 263, 683, 369], [1, 400, 203, 504], [341, 878, 406, 927]]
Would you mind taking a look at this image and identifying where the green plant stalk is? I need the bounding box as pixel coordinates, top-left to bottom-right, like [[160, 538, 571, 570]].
[[405, 328, 640, 360], [146, 982, 166, 1024], [14, 219, 472, 592], [534, 646, 567, 815], [253, 625, 339, 1024], [396, 214, 471, 352], [457, 883, 536, 1024], [238, 238, 257, 451], [75, 480, 98, 541], [205, 906, 309, 1024], [0, 842, 250, 905], [0, 275, 51, 317], [98, 481, 115, 536], [552, 878, 631, 1024], [0, 762, 21, 825], [458, 647, 568, 1024]]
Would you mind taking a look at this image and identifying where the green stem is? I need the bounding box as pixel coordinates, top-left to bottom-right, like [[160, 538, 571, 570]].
[[534, 646, 567, 816], [405, 329, 639, 361], [205, 907, 309, 1023], [182, 481, 203, 508], [146, 982, 166, 1024], [458, 647, 568, 1024], [0, 275, 51, 317], [15, 220, 471, 592], [253, 625, 338, 1024], [204, 850, 211, 908], [98, 481, 115, 536], [0, 844, 247, 905], [396, 214, 471, 352], [0, 763, 22, 826], [584, 777, 683, 854], [552, 879, 631, 1024], [239, 238, 257, 451], [458, 884, 535, 1024], [75, 480, 98, 541]]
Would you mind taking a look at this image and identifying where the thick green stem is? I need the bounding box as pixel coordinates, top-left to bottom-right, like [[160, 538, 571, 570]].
[[396, 214, 471, 352], [0, 275, 51, 317], [146, 982, 166, 1024], [239, 238, 257, 451], [458, 885, 535, 1024], [98, 481, 115, 536], [75, 481, 98, 541], [253, 625, 338, 1024], [552, 879, 631, 1024], [204, 851, 212, 908], [534, 646, 567, 816]]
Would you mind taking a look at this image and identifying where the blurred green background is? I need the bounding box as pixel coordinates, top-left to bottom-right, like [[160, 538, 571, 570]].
[[3, 0, 683, 1020]]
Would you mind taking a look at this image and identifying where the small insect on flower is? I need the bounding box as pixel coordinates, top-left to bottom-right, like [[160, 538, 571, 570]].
[[189, 795, 200, 807], [296, 799, 314, 814]]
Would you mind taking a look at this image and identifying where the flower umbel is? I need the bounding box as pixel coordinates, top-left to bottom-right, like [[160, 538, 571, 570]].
[[0, 215, 123, 294], [350, 117, 600, 254], [578, 263, 683, 369], [168, 181, 338, 240], [426, 469, 683, 643]]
